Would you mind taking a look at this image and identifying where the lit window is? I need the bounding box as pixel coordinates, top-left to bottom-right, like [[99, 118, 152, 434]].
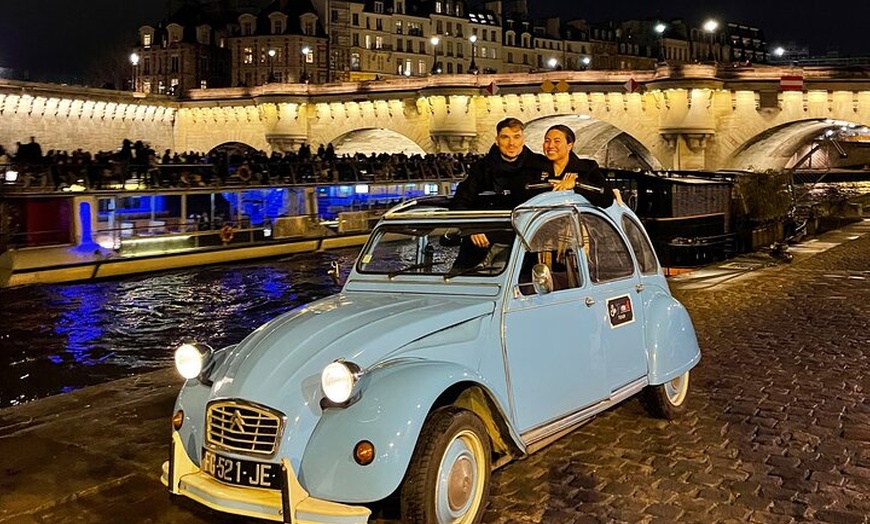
[[244, 47, 253, 64], [200, 80, 208, 89], [143, 33, 152, 48]]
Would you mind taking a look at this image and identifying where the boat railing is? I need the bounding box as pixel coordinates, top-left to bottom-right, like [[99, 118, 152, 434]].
[[0, 156, 471, 195]]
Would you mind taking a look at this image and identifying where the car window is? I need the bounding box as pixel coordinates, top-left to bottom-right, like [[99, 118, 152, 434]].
[[581, 213, 635, 283], [517, 214, 582, 295], [357, 222, 515, 277], [621, 215, 659, 275]]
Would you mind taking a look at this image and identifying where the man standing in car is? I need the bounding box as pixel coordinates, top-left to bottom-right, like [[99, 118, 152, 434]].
[[450, 117, 549, 248]]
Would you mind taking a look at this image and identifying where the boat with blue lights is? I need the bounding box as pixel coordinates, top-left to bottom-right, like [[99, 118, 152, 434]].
[[0, 161, 466, 287]]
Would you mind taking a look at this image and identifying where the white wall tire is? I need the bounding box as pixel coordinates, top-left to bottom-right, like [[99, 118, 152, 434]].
[[401, 407, 492, 524], [641, 370, 690, 419]]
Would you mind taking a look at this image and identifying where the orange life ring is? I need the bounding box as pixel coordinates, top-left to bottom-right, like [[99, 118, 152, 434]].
[[220, 224, 234, 244], [237, 164, 252, 182]]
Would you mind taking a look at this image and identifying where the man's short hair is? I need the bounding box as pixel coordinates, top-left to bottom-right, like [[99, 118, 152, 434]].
[[496, 117, 525, 134]]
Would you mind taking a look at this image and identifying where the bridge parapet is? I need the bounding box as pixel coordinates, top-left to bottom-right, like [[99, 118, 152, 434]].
[[2, 66, 870, 171]]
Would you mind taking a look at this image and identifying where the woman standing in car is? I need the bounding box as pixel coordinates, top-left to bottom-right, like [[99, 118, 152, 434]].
[[542, 124, 614, 208]]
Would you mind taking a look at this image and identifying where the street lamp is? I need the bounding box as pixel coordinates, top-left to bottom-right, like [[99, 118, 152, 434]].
[[703, 19, 719, 62], [468, 34, 479, 74], [430, 36, 441, 74], [301, 46, 311, 83], [773, 46, 785, 63], [267, 48, 276, 83], [654, 23, 667, 63], [129, 52, 140, 91], [547, 57, 558, 70], [580, 56, 591, 70]]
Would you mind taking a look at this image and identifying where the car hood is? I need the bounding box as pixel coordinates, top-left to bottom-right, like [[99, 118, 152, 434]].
[[210, 291, 495, 408]]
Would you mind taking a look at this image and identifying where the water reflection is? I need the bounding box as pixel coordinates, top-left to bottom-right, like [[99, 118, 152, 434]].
[[0, 248, 358, 407]]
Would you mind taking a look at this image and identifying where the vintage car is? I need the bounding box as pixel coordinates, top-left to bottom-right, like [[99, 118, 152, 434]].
[[161, 190, 701, 524]]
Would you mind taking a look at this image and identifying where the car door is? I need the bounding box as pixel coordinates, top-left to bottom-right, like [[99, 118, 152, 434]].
[[579, 212, 648, 393], [503, 212, 609, 433]]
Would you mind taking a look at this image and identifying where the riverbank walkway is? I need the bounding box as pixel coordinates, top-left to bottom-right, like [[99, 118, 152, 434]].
[[1, 219, 868, 524]]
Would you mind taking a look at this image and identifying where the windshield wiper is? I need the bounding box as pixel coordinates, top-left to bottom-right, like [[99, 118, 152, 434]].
[[387, 260, 438, 278]]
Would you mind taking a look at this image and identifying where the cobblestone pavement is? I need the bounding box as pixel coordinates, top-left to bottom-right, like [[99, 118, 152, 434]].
[[0, 224, 867, 524], [467, 231, 870, 524]]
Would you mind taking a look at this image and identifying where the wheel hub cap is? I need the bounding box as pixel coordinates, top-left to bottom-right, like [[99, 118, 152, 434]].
[[447, 455, 473, 511]]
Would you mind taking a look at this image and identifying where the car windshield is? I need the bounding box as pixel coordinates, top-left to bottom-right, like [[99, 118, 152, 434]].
[[357, 220, 516, 278]]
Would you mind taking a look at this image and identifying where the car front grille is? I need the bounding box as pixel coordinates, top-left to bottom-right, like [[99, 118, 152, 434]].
[[206, 401, 284, 456]]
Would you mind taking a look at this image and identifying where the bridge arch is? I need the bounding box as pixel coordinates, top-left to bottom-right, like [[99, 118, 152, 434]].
[[521, 114, 663, 170], [725, 118, 870, 171], [327, 127, 427, 155]]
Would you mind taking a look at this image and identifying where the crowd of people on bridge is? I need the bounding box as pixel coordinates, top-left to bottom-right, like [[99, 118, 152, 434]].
[[2, 121, 612, 212], [0, 137, 479, 192]]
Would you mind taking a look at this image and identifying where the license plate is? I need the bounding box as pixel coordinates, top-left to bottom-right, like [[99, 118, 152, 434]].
[[201, 448, 281, 490]]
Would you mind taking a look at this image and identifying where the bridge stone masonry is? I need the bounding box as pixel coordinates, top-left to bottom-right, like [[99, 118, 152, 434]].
[[2, 64, 870, 171]]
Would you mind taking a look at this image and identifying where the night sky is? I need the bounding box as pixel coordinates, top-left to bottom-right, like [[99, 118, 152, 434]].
[[0, 0, 868, 80]]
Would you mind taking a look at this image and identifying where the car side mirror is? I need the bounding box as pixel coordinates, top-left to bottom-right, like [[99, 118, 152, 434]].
[[532, 263, 553, 295]]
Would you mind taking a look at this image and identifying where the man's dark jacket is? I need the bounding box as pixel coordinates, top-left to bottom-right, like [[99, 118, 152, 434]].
[[544, 153, 614, 208], [451, 145, 550, 210]]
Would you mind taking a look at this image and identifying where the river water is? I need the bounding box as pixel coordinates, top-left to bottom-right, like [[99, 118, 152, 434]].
[[0, 248, 360, 407]]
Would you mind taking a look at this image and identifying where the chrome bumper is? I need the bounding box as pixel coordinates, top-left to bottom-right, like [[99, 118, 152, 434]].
[[161, 431, 371, 524]]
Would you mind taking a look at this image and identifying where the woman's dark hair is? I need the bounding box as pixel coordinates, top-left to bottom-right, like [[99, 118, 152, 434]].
[[545, 124, 575, 144]]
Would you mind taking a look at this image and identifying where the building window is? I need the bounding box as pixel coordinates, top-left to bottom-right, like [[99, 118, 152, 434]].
[[376, 18, 383, 31], [396, 20, 403, 34], [305, 21, 315, 35], [143, 81, 152, 93], [396, 1, 404, 14], [273, 20, 283, 34], [244, 47, 253, 64], [417, 59, 426, 75], [353, 33, 359, 46], [507, 51, 513, 63], [375, 36, 384, 49], [351, 52, 361, 70], [170, 55, 180, 73], [435, 1, 442, 14], [436, 20, 442, 33], [418, 41, 425, 53], [305, 48, 314, 63], [242, 22, 253, 35], [374, 1, 383, 13], [143, 57, 151, 74], [143, 33, 152, 48], [352, 13, 359, 26], [200, 80, 208, 89]]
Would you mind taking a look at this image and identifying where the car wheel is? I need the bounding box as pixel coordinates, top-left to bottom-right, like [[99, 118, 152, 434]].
[[641, 370, 690, 419], [400, 407, 492, 524]]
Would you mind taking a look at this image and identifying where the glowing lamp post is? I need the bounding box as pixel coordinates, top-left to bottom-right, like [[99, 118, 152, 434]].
[[654, 23, 667, 63], [430, 36, 441, 74], [468, 34, 479, 74], [703, 19, 719, 62], [129, 52, 140, 91], [301, 46, 311, 83], [267, 48, 276, 83]]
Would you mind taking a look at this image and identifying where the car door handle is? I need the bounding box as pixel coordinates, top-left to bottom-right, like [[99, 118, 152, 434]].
[[585, 297, 596, 307], [635, 284, 645, 293]]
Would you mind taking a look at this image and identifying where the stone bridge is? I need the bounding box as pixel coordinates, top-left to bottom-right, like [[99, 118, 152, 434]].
[[2, 64, 870, 172]]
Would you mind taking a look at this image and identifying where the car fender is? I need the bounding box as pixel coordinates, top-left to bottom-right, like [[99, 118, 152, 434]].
[[298, 359, 499, 503], [644, 292, 701, 384]]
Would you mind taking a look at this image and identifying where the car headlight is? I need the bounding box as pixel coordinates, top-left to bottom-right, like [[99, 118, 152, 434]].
[[175, 343, 212, 380], [321, 361, 361, 404]]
